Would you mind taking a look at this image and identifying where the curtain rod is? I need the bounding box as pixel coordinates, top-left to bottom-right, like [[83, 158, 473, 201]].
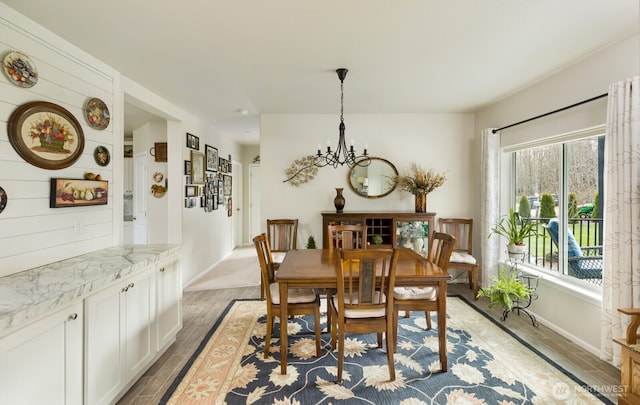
[[492, 93, 608, 134]]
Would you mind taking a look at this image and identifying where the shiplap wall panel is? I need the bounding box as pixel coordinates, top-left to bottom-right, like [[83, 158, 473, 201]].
[[0, 10, 117, 276]]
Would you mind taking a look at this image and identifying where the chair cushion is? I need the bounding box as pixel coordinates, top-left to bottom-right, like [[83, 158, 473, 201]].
[[548, 219, 584, 271], [332, 292, 386, 318], [269, 283, 317, 305], [394, 287, 436, 301], [272, 252, 287, 264], [450, 252, 477, 264]]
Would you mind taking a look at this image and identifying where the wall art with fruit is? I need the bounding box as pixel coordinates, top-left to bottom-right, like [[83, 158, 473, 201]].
[[50, 178, 108, 208]]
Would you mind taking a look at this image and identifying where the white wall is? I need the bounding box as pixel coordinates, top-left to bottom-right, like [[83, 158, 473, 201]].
[[260, 113, 476, 247], [474, 33, 640, 354], [0, 5, 116, 276]]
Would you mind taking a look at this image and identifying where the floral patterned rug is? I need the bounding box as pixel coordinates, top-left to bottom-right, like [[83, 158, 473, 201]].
[[161, 296, 612, 404]]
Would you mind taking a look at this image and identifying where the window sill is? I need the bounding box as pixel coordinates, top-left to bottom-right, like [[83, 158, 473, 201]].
[[505, 262, 602, 305]]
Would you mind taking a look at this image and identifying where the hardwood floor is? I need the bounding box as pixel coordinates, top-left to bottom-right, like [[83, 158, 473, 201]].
[[117, 283, 621, 404]]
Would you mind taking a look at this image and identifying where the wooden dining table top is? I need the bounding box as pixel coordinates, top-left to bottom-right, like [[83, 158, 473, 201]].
[[275, 248, 451, 286]]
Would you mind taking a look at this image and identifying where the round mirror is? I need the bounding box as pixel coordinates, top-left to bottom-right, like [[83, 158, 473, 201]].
[[348, 157, 398, 199]]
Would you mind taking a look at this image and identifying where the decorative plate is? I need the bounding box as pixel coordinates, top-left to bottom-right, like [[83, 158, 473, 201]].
[[84, 98, 110, 130], [94, 146, 110, 166], [3, 51, 38, 88], [0, 186, 6, 214]]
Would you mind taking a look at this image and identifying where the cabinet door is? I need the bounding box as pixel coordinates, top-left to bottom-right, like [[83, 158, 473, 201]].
[[85, 282, 125, 405], [156, 255, 182, 351], [0, 301, 83, 405], [123, 268, 155, 379]]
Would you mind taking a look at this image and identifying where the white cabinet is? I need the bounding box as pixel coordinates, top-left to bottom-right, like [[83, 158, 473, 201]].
[[124, 157, 133, 194], [156, 254, 182, 351], [85, 268, 156, 405], [0, 301, 83, 405]]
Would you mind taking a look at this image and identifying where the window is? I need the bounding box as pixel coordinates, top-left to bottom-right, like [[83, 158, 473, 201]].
[[511, 132, 604, 287]]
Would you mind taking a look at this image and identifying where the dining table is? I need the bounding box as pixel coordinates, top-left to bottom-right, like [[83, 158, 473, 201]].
[[275, 248, 451, 375]]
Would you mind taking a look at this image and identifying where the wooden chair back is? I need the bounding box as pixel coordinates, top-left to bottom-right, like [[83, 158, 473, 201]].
[[253, 233, 276, 295], [266, 219, 298, 252], [327, 224, 368, 251], [439, 218, 472, 254], [337, 249, 399, 312], [427, 232, 456, 272]]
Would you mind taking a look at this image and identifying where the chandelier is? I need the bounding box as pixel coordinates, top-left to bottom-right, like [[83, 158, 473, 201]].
[[284, 68, 370, 183]]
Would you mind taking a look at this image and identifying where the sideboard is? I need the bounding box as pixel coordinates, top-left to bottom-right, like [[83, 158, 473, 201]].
[[322, 211, 436, 257]]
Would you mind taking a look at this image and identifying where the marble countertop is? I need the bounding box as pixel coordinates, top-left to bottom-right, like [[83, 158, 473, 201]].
[[0, 244, 181, 336]]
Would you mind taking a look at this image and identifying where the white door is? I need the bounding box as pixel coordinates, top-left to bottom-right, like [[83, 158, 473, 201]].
[[233, 161, 242, 247], [133, 153, 148, 244], [249, 164, 261, 239]]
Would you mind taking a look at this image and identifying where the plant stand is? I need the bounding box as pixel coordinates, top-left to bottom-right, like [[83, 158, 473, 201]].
[[500, 259, 540, 327]]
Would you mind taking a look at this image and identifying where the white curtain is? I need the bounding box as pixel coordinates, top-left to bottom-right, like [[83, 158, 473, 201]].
[[480, 128, 501, 286], [601, 76, 640, 366]]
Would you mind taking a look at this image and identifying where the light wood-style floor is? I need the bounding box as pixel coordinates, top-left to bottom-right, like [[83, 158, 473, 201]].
[[117, 282, 621, 405]]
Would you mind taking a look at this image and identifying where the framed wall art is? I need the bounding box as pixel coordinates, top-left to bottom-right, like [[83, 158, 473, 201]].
[[185, 185, 198, 197], [190, 150, 206, 184], [50, 178, 108, 208], [205, 144, 218, 172], [186, 133, 199, 150], [223, 174, 232, 196], [8, 101, 85, 170], [184, 160, 191, 175]]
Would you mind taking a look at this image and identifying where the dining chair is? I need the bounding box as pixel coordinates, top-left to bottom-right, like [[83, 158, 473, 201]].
[[439, 218, 479, 298], [263, 219, 299, 300], [253, 233, 321, 359], [330, 248, 400, 383], [327, 224, 368, 250], [393, 232, 455, 370], [326, 224, 368, 331]]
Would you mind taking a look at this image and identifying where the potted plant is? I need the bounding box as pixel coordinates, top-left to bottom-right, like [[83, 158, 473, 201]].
[[476, 264, 533, 312], [392, 163, 447, 213], [306, 235, 316, 249], [489, 208, 539, 260]]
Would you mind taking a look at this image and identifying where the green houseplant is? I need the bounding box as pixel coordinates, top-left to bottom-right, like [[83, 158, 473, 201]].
[[306, 235, 317, 249], [489, 208, 539, 259], [476, 264, 533, 312]]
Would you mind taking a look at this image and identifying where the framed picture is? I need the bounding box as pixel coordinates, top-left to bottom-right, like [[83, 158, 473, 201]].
[[8, 101, 85, 170], [124, 144, 133, 158], [186, 132, 199, 150], [50, 178, 108, 208], [223, 174, 232, 196], [219, 157, 227, 173], [184, 160, 191, 175], [185, 185, 198, 197], [205, 144, 218, 172], [190, 150, 205, 184]]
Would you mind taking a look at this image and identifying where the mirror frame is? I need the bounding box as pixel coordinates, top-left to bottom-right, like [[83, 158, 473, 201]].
[[347, 157, 398, 199]]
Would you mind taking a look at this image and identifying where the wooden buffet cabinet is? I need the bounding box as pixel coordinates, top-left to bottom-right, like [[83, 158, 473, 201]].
[[322, 211, 436, 256]]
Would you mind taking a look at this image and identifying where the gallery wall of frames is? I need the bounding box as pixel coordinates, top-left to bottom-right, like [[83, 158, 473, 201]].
[[184, 133, 233, 217], [0, 16, 119, 276]]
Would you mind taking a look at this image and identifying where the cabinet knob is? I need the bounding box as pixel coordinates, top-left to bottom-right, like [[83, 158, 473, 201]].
[[159, 267, 165, 272], [122, 286, 129, 292], [68, 313, 78, 321], [129, 282, 135, 289]]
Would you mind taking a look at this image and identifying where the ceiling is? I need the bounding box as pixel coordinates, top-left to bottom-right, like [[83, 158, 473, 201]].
[[3, 1, 638, 145]]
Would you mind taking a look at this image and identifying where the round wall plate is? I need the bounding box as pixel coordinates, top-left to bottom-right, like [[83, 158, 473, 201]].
[[0, 186, 7, 214], [94, 146, 110, 166], [3, 51, 38, 88], [85, 98, 110, 130]]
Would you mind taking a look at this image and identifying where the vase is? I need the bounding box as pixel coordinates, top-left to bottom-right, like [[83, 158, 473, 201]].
[[414, 192, 427, 213], [334, 188, 345, 213]]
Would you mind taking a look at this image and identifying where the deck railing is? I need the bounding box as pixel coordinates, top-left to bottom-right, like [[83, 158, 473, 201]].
[[517, 217, 603, 286]]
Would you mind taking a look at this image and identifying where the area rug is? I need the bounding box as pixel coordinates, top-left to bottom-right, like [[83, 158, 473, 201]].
[[161, 296, 613, 404], [184, 247, 260, 291]]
